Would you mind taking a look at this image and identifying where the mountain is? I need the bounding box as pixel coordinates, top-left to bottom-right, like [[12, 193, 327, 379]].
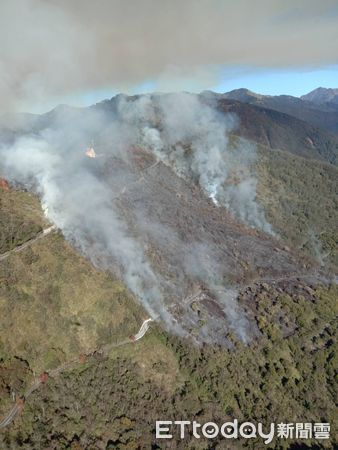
[[0, 152, 336, 449], [221, 88, 338, 134], [2, 90, 338, 165], [217, 87, 264, 102], [301, 87, 338, 105], [0, 158, 337, 448], [206, 95, 338, 164], [91, 92, 338, 164], [0, 91, 337, 448]]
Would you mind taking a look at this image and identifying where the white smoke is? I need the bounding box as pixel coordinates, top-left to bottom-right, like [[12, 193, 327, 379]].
[[0, 93, 273, 344], [0, 123, 185, 337], [121, 93, 273, 233]]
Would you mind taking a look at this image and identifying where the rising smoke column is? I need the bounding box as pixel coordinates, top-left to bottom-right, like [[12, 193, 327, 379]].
[[118, 92, 274, 233], [0, 113, 185, 337], [0, 94, 273, 344]]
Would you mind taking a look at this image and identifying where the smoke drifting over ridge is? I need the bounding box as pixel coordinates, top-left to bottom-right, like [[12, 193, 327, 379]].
[[1, 0, 338, 112], [132, 93, 273, 233], [0, 93, 277, 344]]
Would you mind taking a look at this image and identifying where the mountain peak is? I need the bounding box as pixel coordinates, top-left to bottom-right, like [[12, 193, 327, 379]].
[[222, 88, 263, 102], [301, 87, 338, 104]]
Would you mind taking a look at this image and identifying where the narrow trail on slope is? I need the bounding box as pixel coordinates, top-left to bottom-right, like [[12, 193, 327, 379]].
[[0, 225, 57, 262], [0, 318, 153, 430], [0, 158, 158, 263]]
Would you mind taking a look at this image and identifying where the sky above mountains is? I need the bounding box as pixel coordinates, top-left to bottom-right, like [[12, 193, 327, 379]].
[[1, 0, 338, 113], [68, 66, 338, 111]]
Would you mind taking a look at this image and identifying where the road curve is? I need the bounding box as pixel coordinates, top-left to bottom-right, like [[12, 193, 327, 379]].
[[0, 225, 57, 262], [0, 318, 153, 430], [133, 318, 153, 341]]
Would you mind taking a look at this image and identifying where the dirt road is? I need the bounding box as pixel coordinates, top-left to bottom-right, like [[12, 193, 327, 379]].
[[0, 225, 57, 262], [0, 318, 153, 430]]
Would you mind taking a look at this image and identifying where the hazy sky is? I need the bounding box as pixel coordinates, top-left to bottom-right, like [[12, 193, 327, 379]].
[[1, 0, 337, 112]]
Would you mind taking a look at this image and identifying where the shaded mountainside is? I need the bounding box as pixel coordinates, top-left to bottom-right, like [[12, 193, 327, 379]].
[[256, 144, 338, 268], [89, 92, 338, 164], [220, 88, 338, 135], [93, 92, 338, 164], [213, 97, 338, 165], [2, 90, 338, 167]]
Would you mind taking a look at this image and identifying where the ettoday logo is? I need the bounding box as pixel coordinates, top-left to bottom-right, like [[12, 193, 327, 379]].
[[156, 420, 275, 444], [156, 420, 330, 444]]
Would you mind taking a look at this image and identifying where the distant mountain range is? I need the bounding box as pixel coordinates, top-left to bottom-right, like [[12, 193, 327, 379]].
[[216, 87, 338, 135], [1, 87, 338, 167]]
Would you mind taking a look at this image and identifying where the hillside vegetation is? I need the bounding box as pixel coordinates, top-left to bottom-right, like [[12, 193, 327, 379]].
[[0, 190, 46, 254], [257, 145, 338, 267], [1, 282, 337, 449], [0, 184, 337, 449], [0, 93, 337, 448], [0, 187, 145, 417]]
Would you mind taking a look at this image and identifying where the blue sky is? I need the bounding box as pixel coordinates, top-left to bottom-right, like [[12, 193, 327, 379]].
[[4, 0, 338, 114], [213, 65, 338, 97], [59, 65, 338, 110]]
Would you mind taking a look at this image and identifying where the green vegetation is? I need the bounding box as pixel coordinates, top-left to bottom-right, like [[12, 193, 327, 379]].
[[257, 146, 338, 267], [0, 232, 144, 372], [0, 284, 336, 449], [0, 188, 144, 372], [0, 176, 337, 449], [0, 189, 47, 254]]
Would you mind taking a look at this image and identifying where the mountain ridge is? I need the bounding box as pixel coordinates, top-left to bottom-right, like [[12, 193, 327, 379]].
[[301, 86, 338, 104], [220, 87, 338, 134]]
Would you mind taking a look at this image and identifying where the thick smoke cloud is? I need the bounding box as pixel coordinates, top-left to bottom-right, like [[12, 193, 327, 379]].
[[131, 93, 273, 232], [1, 0, 337, 112], [0, 94, 272, 343], [0, 115, 185, 336]]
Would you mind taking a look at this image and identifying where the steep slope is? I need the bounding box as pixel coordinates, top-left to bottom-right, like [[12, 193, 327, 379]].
[[0, 188, 47, 254], [101, 150, 321, 343], [256, 144, 338, 267], [221, 88, 338, 134], [2, 91, 338, 166], [0, 188, 145, 374], [214, 97, 338, 164], [0, 93, 337, 448], [0, 188, 336, 448], [0, 189, 336, 450]]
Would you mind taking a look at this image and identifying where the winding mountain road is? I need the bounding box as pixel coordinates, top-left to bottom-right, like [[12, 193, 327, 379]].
[[0, 225, 57, 262], [0, 318, 153, 430]]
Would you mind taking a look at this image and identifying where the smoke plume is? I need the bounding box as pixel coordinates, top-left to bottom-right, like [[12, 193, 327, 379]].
[[1, 0, 337, 112], [0, 93, 274, 344], [126, 93, 273, 233]]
